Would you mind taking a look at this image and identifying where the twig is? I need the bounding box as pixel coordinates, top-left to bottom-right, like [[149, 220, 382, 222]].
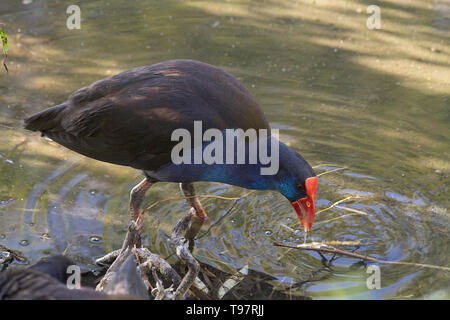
[[273, 241, 450, 271], [95, 249, 121, 266], [312, 163, 342, 169], [196, 201, 238, 240], [138, 248, 182, 289], [316, 167, 347, 177], [335, 205, 369, 215], [290, 196, 366, 229], [315, 213, 365, 225], [316, 196, 364, 215], [141, 191, 255, 215], [150, 267, 175, 300]]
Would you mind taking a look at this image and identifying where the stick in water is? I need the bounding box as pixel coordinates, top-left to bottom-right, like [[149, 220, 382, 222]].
[[273, 241, 450, 271]]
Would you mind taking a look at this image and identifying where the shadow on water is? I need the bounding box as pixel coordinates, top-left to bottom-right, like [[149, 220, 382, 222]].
[[0, 0, 449, 299]]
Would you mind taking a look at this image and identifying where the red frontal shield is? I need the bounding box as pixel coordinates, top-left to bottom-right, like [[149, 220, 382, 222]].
[[291, 176, 318, 231]]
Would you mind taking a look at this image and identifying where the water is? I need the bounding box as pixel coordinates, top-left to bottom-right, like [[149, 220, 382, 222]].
[[0, 0, 449, 299]]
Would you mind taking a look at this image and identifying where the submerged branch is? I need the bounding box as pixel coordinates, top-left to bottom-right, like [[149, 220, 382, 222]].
[[273, 241, 450, 271]]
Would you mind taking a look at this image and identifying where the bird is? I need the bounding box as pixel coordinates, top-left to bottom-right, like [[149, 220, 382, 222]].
[[0, 255, 149, 300], [100, 253, 150, 299], [24, 59, 317, 247], [0, 255, 109, 299]]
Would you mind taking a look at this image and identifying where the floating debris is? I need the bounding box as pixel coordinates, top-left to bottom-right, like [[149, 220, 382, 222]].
[[40, 233, 51, 240], [0, 251, 12, 265], [89, 236, 103, 244], [19, 240, 30, 246]]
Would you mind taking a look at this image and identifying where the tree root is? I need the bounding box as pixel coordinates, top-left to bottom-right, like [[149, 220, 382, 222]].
[[95, 208, 200, 299]]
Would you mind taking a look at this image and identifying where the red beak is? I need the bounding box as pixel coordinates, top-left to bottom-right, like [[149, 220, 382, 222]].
[[291, 176, 318, 231]]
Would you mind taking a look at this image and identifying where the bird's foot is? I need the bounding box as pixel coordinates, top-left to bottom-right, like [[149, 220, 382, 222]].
[[94, 218, 143, 268], [169, 208, 200, 299], [184, 209, 207, 251]]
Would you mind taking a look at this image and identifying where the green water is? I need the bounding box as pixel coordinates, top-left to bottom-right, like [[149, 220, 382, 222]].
[[0, 0, 449, 299]]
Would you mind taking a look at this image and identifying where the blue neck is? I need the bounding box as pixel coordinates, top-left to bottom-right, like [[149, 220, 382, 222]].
[[147, 157, 276, 190], [146, 140, 298, 191]]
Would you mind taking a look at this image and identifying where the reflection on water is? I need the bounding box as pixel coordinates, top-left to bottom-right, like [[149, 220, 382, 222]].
[[0, 0, 449, 299]]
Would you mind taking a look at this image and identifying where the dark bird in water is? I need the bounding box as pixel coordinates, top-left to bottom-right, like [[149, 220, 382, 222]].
[[0, 255, 148, 300], [24, 59, 317, 245], [0, 255, 108, 299]]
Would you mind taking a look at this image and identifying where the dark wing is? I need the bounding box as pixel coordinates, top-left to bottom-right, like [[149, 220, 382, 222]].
[[25, 60, 270, 171]]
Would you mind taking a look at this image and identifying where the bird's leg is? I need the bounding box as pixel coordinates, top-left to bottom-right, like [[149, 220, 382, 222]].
[[130, 178, 154, 247], [180, 182, 207, 250], [96, 178, 153, 267]]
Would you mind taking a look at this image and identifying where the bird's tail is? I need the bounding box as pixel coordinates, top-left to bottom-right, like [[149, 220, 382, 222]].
[[23, 103, 67, 132]]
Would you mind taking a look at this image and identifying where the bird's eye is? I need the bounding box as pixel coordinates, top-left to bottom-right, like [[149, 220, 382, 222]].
[[296, 184, 304, 191]]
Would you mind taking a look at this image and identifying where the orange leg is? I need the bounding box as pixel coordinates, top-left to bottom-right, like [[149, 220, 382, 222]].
[[130, 178, 154, 246], [180, 182, 207, 248]]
